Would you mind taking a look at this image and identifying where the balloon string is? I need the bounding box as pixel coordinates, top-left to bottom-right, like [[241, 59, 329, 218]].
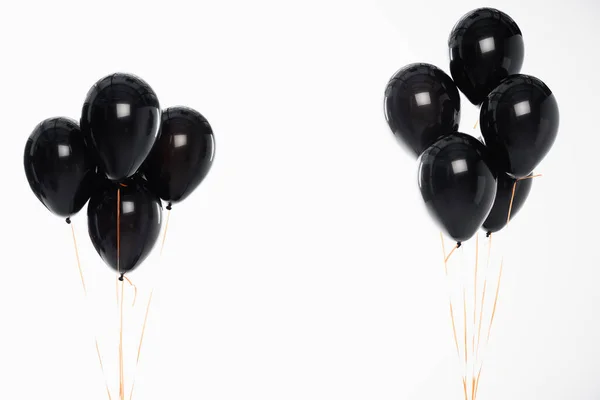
[[70, 223, 113, 400], [118, 279, 125, 400], [507, 174, 544, 225], [129, 207, 169, 399], [440, 233, 466, 397], [116, 187, 126, 400], [474, 258, 503, 399], [129, 290, 154, 400], [473, 119, 479, 130], [160, 208, 172, 256], [470, 234, 480, 400], [124, 276, 138, 307]]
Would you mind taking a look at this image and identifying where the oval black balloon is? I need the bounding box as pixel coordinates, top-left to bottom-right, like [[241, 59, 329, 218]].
[[418, 132, 497, 243], [448, 8, 524, 105], [81, 73, 161, 182], [480, 74, 559, 178], [87, 175, 162, 274], [384, 63, 461, 157], [482, 173, 532, 234], [142, 106, 215, 203], [24, 117, 98, 218]]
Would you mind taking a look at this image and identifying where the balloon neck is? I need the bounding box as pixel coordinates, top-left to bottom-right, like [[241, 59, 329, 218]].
[[166, 202, 172, 211], [65, 217, 71, 224], [456, 242, 462, 248], [118, 273, 124, 281]]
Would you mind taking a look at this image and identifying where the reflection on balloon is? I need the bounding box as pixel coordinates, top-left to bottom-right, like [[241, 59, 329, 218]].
[[480, 74, 559, 178], [384, 63, 461, 157], [81, 73, 161, 182], [448, 7, 524, 105], [87, 175, 162, 275], [418, 133, 497, 243], [143, 106, 215, 204], [24, 117, 98, 218]]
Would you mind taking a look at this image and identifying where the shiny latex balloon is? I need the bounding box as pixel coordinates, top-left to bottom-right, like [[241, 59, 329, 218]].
[[418, 132, 497, 243], [81, 73, 161, 182], [87, 175, 162, 275], [142, 106, 215, 204], [448, 8, 524, 105], [482, 172, 532, 234], [24, 117, 98, 218], [480, 74, 559, 178], [384, 63, 461, 157]]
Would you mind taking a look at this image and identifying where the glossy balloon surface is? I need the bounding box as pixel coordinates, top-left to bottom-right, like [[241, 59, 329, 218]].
[[418, 133, 497, 242], [449, 7, 524, 105], [482, 173, 532, 233], [384, 63, 461, 157], [81, 73, 161, 182], [87, 175, 162, 274], [143, 106, 215, 203], [24, 117, 98, 218], [480, 74, 559, 178]]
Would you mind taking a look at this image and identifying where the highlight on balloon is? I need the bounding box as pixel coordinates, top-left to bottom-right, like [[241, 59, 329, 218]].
[[23, 72, 216, 400], [383, 7, 558, 400]]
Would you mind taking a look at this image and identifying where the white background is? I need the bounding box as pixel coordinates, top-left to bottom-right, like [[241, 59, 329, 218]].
[[0, 0, 598, 399]]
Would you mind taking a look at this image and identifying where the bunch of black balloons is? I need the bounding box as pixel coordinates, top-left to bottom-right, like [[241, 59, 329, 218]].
[[24, 73, 215, 277], [384, 7, 559, 243]]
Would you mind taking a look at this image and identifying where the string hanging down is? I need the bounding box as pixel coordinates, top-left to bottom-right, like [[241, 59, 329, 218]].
[[68, 219, 113, 400]]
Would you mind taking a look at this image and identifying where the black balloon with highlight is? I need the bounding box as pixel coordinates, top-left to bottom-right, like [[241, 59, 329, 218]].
[[448, 7, 524, 105], [81, 73, 161, 182], [418, 133, 497, 243], [87, 175, 162, 275], [24, 117, 98, 218], [384, 63, 461, 157], [143, 106, 215, 204], [480, 74, 559, 178]]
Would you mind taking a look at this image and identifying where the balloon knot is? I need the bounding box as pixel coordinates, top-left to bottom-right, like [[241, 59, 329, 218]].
[[486, 231, 491, 238], [456, 242, 462, 248], [66, 217, 71, 224], [118, 273, 124, 282], [166, 202, 172, 211]]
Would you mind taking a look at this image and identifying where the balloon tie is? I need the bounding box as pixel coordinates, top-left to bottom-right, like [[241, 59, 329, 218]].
[[166, 202, 172, 211], [66, 217, 71, 224], [485, 231, 491, 238]]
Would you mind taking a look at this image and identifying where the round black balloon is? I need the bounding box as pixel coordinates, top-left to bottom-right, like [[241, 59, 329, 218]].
[[482, 173, 532, 234], [384, 63, 461, 157], [480, 74, 559, 178], [418, 132, 497, 243], [87, 175, 162, 275], [24, 117, 98, 218], [448, 8, 524, 105], [142, 106, 215, 203], [81, 73, 161, 182]]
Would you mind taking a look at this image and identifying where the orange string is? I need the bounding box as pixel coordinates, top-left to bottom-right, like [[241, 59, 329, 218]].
[[70, 223, 112, 399]]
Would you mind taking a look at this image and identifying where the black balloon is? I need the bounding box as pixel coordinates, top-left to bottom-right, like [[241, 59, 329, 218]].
[[384, 63, 461, 157], [24, 117, 98, 218], [87, 175, 162, 275], [448, 8, 524, 105], [480, 74, 559, 178], [143, 106, 215, 203], [81, 73, 161, 182], [482, 173, 532, 234], [418, 133, 497, 243]]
